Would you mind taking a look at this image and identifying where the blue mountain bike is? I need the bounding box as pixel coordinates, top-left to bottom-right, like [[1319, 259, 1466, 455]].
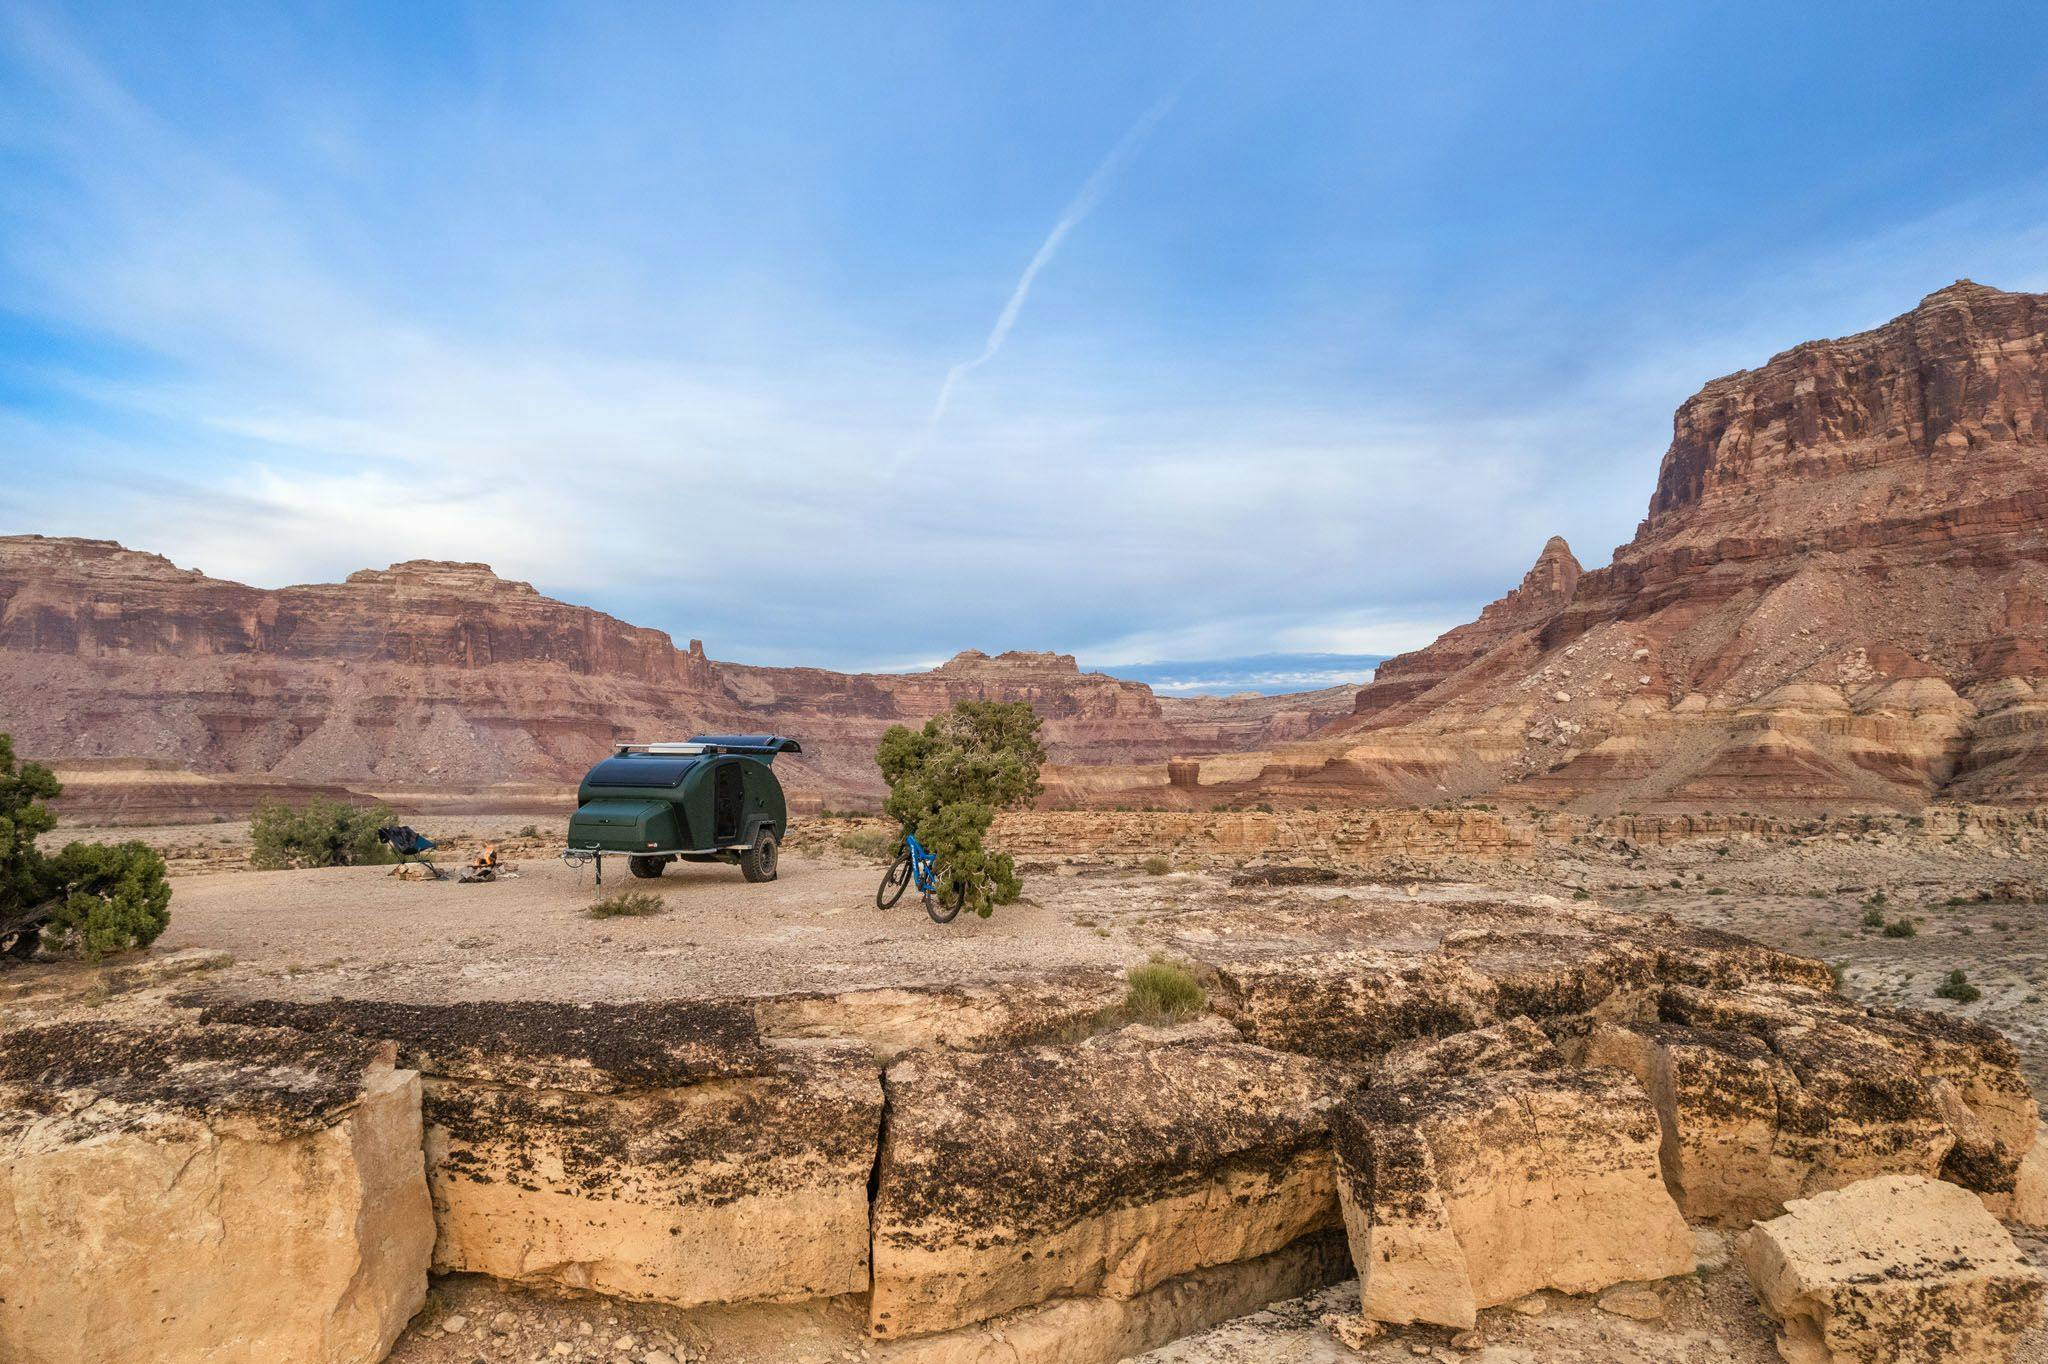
[[876, 831, 968, 923]]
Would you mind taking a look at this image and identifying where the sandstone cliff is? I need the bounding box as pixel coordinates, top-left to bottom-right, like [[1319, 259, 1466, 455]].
[[1238, 281, 2048, 809], [0, 538, 1355, 808]]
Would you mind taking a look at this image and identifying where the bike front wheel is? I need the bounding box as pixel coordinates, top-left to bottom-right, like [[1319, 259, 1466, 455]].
[[923, 873, 967, 924], [877, 851, 913, 908]]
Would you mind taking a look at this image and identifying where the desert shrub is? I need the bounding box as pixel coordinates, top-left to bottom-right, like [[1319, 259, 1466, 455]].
[[1861, 905, 1886, 928], [40, 841, 172, 958], [586, 889, 666, 919], [837, 828, 898, 861], [1142, 855, 1172, 876], [518, 824, 540, 839], [1934, 969, 1981, 1003], [1571, 888, 1591, 901], [0, 735, 171, 959], [250, 798, 396, 869], [1881, 916, 1917, 938], [1829, 960, 1849, 989], [877, 700, 1045, 919], [1125, 957, 1205, 1022]]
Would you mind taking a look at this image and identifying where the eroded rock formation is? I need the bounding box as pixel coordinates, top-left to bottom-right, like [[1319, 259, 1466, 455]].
[[1333, 1066, 1693, 1328], [1577, 982, 2036, 1224], [0, 1021, 432, 1364], [0, 538, 1356, 809], [198, 998, 882, 1309], [1194, 282, 2048, 810], [1738, 1174, 2046, 1364], [869, 1029, 1345, 1339]]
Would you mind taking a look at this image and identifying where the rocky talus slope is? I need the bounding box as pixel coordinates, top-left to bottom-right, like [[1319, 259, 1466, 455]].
[[0, 536, 1357, 810], [1180, 282, 2048, 810], [4, 897, 2044, 1363]]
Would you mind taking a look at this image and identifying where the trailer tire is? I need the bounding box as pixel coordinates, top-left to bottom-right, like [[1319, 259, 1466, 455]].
[[628, 855, 668, 880], [1, 925, 40, 961], [740, 829, 779, 883]]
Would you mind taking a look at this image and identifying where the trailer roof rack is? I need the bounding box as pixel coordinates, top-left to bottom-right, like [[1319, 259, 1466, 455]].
[[687, 734, 803, 757]]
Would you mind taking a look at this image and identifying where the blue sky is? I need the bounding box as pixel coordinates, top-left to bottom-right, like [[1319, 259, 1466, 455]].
[[3, 2, 2046, 686]]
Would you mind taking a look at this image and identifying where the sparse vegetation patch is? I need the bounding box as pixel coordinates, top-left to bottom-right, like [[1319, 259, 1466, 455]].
[[1124, 957, 1206, 1022], [585, 890, 666, 919]]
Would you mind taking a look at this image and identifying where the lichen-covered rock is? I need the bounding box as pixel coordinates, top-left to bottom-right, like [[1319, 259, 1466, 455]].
[[1183, 899, 1829, 1065], [1581, 983, 2036, 1223], [1376, 1016, 1562, 1084], [1333, 1066, 1693, 1329], [426, 1039, 879, 1307], [198, 995, 772, 1089], [0, 1021, 432, 1364], [202, 997, 882, 1310], [1738, 1174, 2047, 1364], [869, 1029, 1345, 1339]]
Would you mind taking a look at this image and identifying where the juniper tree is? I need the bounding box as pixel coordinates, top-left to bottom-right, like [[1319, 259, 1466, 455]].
[[0, 735, 171, 959], [876, 700, 1045, 918]]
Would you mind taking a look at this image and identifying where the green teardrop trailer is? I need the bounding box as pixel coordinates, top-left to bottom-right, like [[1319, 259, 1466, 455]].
[[563, 735, 801, 886]]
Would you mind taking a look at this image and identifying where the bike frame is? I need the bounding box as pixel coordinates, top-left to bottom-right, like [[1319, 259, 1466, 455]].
[[903, 832, 939, 892]]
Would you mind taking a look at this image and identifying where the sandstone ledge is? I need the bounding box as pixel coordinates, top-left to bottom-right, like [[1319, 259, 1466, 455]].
[[870, 1029, 1346, 1338], [0, 1021, 432, 1364]]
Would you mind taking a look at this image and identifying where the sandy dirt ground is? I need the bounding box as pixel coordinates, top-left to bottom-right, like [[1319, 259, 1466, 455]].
[[73, 811, 2048, 1089]]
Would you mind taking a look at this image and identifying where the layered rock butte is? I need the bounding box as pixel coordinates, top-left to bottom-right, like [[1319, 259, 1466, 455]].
[[0, 538, 1356, 812], [1185, 281, 2048, 810]]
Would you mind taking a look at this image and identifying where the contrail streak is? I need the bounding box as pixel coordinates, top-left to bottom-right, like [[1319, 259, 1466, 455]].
[[922, 85, 1186, 434]]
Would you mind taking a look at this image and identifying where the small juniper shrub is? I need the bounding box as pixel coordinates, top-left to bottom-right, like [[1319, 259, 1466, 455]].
[[1934, 969, 1981, 1004], [1881, 916, 1917, 938]]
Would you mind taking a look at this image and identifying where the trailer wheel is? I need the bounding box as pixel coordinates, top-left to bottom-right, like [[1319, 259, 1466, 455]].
[[740, 829, 779, 883], [628, 855, 668, 879], [1, 925, 40, 961]]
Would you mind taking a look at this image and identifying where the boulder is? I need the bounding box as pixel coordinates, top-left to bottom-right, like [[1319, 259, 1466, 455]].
[[1738, 1174, 2047, 1364], [1333, 1066, 1693, 1329], [0, 1020, 432, 1364], [869, 1029, 1344, 1339]]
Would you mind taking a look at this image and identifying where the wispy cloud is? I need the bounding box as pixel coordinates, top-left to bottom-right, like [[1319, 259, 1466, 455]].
[[920, 83, 1189, 436]]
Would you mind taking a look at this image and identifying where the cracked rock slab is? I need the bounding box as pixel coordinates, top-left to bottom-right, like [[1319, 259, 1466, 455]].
[[1738, 1174, 2047, 1364], [1333, 1065, 1693, 1329], [422, 1038, 880, 1308], [869, 1028, 1346, 1339], [0, 1020, 432, 1364]]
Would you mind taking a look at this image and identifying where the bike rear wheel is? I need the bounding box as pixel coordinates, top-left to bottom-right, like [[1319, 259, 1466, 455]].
[[877, 851, 913, 908], [923, 873, 966, 924]]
